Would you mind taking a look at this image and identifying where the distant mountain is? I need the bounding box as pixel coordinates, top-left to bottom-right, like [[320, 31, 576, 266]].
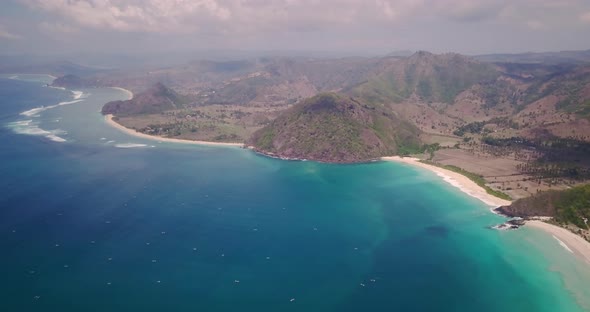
[[46, 50, 589, 150], [52, 74, 100, 89], [475, 50, 590, 64], [248, 93, 422, 163], [193, 56, 378, 106], [102, 83, 188, 116], [0, 59, 101, 76], [385, 50, 414, 57], [350, 51, 499, 104]]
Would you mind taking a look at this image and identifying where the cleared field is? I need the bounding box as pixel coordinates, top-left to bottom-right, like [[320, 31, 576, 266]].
[[432, 149, 577, 199]]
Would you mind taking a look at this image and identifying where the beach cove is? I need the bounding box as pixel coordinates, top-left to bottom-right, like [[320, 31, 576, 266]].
[[383, 156, 590, 266], [104, 110, 590, 269], [1, 76, 590, 311]]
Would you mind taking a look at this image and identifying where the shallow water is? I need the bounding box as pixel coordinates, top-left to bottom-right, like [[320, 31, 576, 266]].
[[1, 76, 589, 311]]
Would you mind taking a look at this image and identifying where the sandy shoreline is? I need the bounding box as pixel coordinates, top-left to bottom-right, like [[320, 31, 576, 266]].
[[382, 156, 512, 208], [110, 87, 134, 100], [104, 115, 243, 147], [383, 156, 590, 266], [527, 220, 590, 265]]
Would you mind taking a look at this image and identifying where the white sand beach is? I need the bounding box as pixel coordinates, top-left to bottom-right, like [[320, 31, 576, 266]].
[[110, 87, 134, 100], [105, 114, 243, 147], [383, 156, 590, 266], [382, 156, 511, 208], [527, 220, 590, 265]]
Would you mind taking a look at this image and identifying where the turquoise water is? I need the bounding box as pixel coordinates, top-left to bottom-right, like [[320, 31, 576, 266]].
[[1, 75, 589, 311]]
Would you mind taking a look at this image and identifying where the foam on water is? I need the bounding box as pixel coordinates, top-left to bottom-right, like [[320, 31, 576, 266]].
[[46, 134, 67, 142], [20, 106, 48, 117], [5, 119, 67, 143], [7, 84, 79, 141], [20, 99, 84, 117], [432, 170, 500, 207], [59, 99, 84, 106], [9, 84, 88, 142], [553, 235, 574, 253], [71, 90, 86, 100], [114, 143, 148, 148], [2, 74, 56, 84]]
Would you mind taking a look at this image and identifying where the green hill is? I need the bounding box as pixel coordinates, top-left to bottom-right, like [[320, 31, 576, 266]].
[[497, 184, 590, 229], [350, 51, 499, 104], [102, 83, 188, 116], [248, 93, 422, 163], [51, 74, 100, 89]]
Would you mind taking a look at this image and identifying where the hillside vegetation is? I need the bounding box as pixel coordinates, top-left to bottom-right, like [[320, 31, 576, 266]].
[[350, 52, 499, 104], [497, 184, 590, 229], [249, 93, 422, 162], [102, 83, 188, 116]]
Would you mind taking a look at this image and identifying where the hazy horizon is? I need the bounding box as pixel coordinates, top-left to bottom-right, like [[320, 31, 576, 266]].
[[1, 0, 590, 57]]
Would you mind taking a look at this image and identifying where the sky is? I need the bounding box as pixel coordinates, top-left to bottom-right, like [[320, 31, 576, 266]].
[[1, 0, 590, 57]]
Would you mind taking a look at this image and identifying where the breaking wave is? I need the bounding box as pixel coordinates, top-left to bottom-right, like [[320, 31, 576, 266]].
[[71, 90, 86, 100], [114, 143, 148, 148], [553, 235, 574, 253], [7, 88, 86, 142], [20, 98, 85, 117], [5, 120, 67, 142]]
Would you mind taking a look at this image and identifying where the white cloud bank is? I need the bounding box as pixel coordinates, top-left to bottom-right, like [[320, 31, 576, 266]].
[[0, 24, 21, 39], [3, 0, 588, 54], [22, 0, 590, 35]]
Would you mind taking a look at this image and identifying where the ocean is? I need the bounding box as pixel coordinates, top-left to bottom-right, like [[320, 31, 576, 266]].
[[1, 75, 589, 311]]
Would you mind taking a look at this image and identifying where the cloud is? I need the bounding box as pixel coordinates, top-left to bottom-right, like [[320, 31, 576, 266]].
[[435, 0, 508, 22], [39, 22, 80, 35], [0, 24, 21, 39], [23, 0, 232, 33], [14, 0, 590, 54], [21, 0, 430, 35], [525, 20, 543, 30]]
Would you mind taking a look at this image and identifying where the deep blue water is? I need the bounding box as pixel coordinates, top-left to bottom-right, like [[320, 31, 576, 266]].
[[1, 75, 589, 311]]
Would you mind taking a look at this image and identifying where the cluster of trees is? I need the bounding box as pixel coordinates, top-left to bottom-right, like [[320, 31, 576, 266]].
[[516, 163, 590, 180], [480, 136, 590, 180], [139, 123, 189, 137], [453, 121, 486, 136], [453, 118, 520, 137], [510, 184, 590, 230]]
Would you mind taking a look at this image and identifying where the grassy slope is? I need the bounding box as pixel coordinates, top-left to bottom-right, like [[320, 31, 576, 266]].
[[102, 83, 188, 116], [351, 52, 499, 105], [505, 184, 590, 229], [250, 93, 422, 162]]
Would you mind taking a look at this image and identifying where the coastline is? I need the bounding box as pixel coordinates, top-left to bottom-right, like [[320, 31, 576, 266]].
[[110, 87, 134, 100], [382, 156, 511, 208], [383, 156, 590, 266], [527, 220, 590, 265], [104, 114, 243, 147]]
